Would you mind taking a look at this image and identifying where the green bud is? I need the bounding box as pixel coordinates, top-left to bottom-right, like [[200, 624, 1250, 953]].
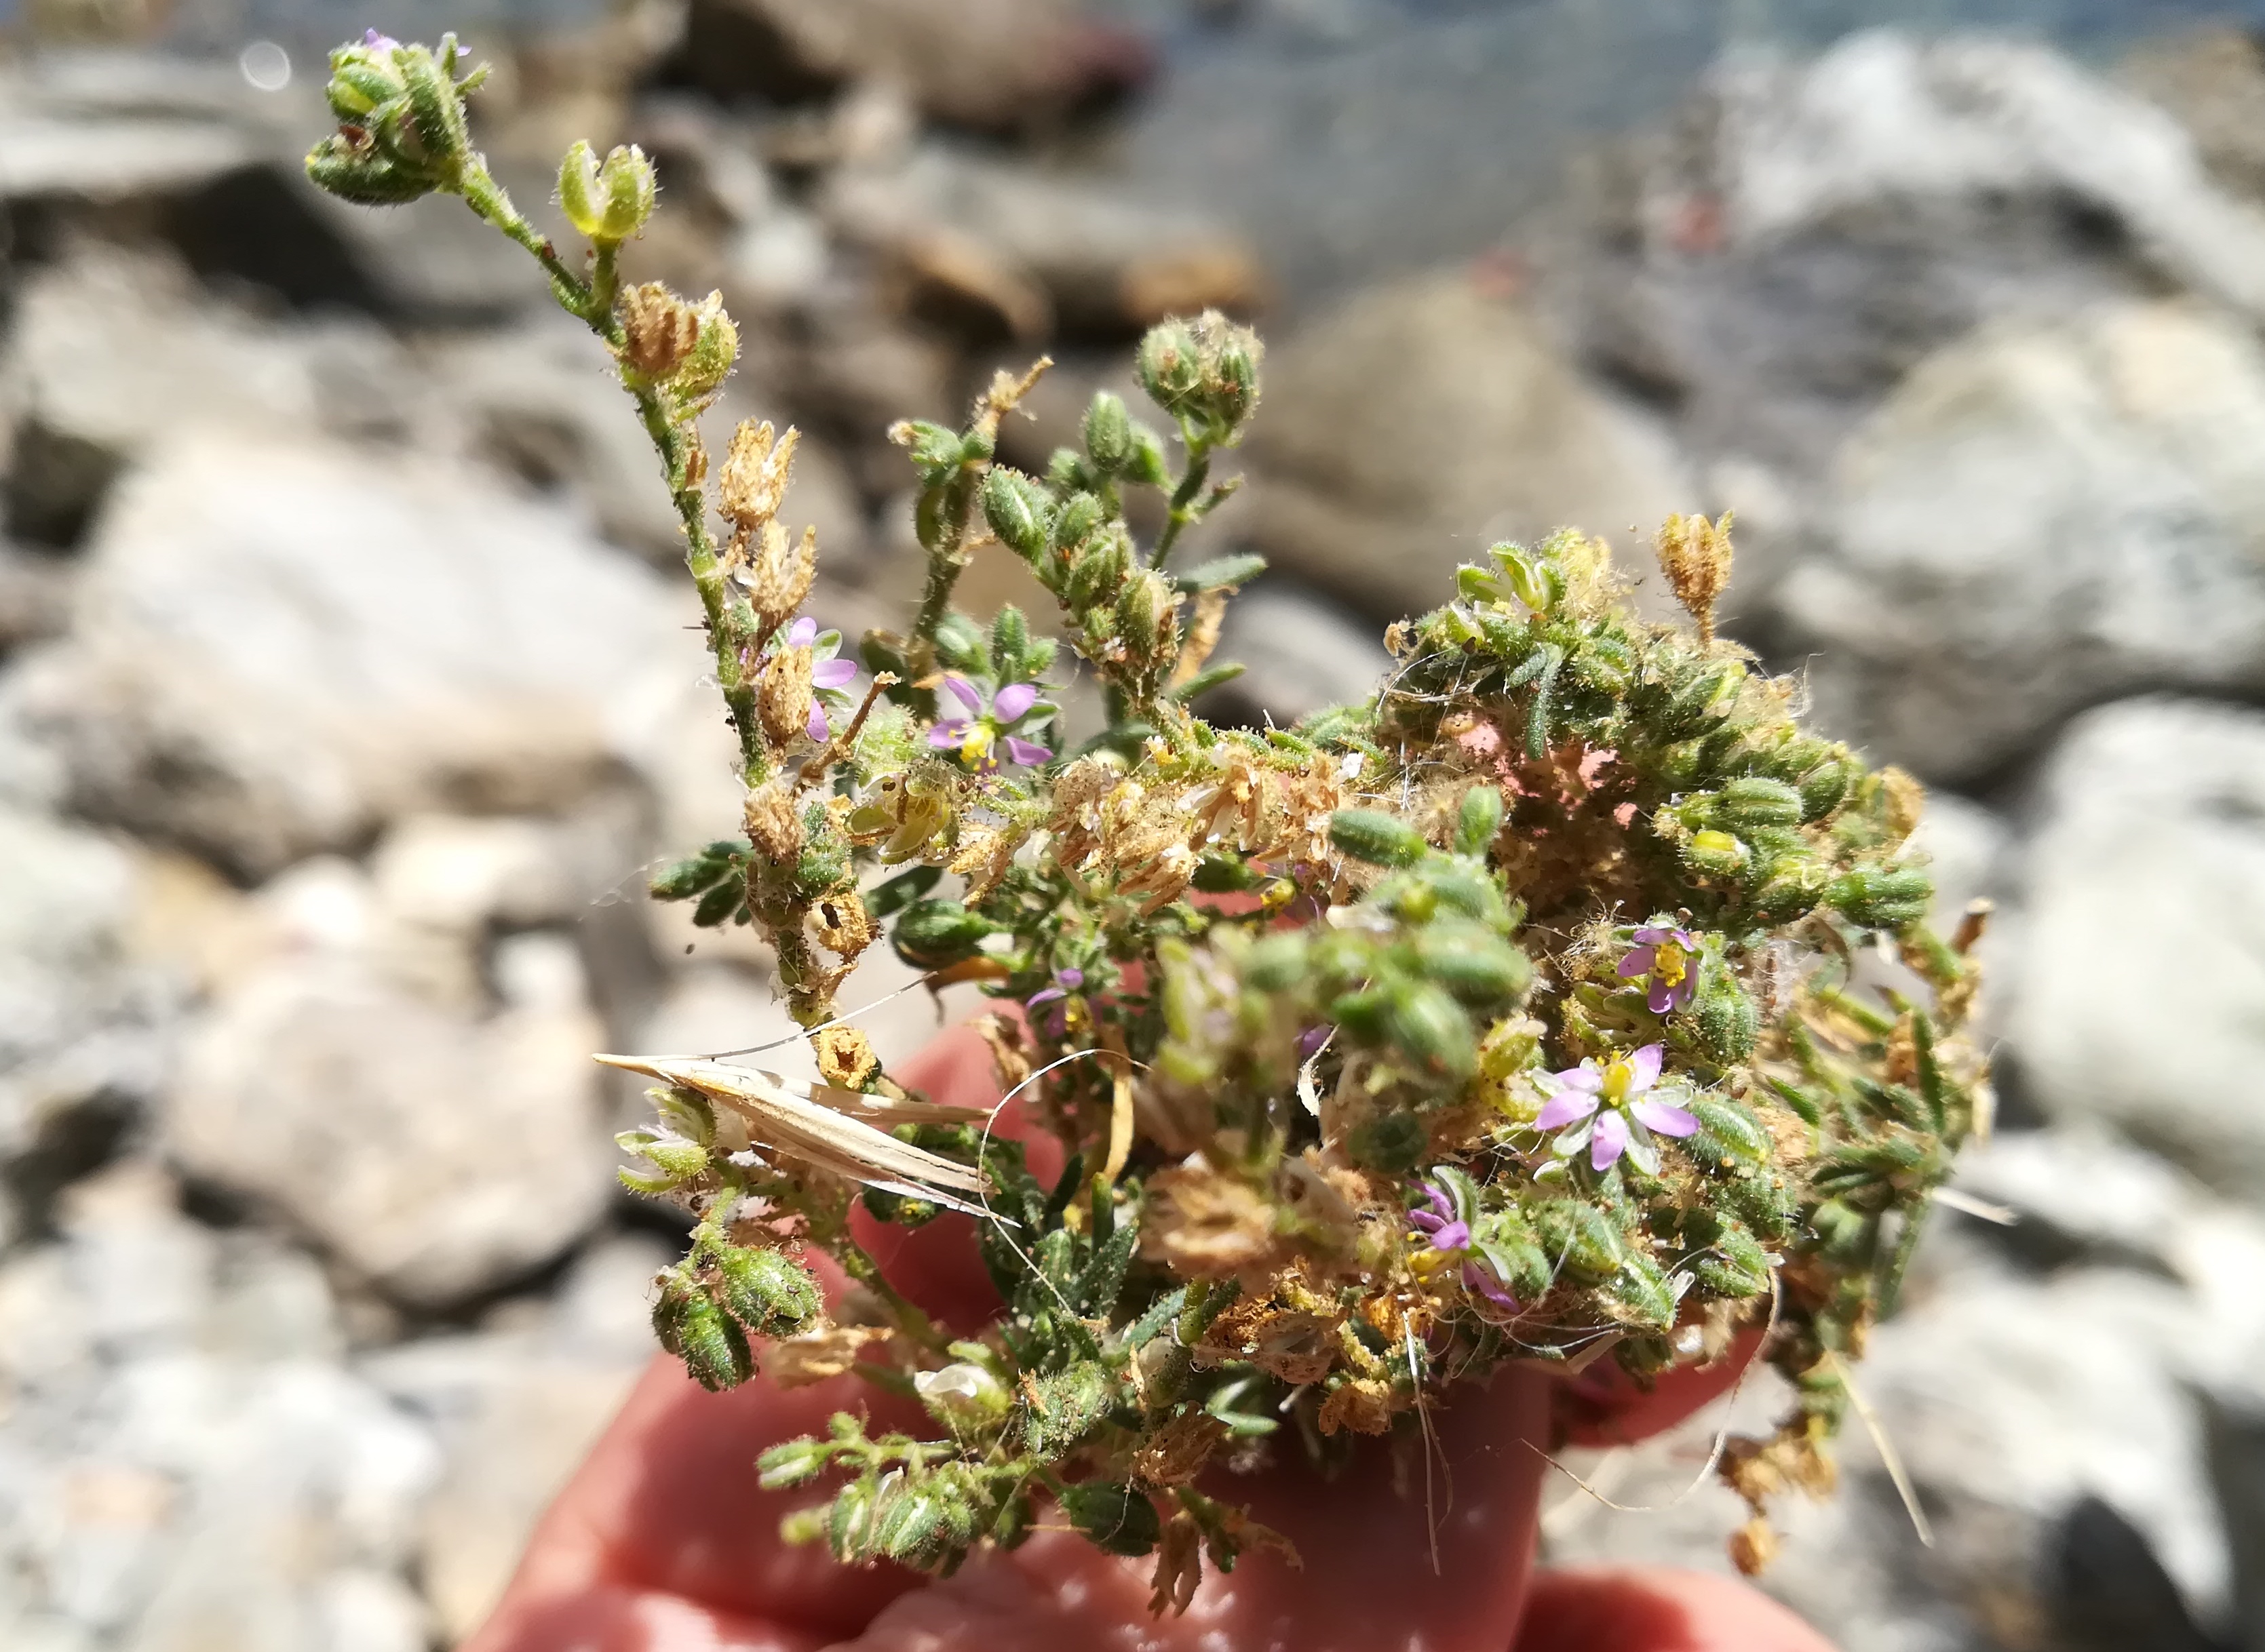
[[1125, 424, 1169, 486], [1691, 1217, 1773, 1298], [1718, 776, 1804, 829], [1136, 318, 1204, 413], [619, 1130, 709, 1182], [1191, 852, 1261, 894], [395, 41, 472, 176], [1682, 829, 1748, 878], [1534, 1200, 1623, 1280], [1115, 571, 1175, 664], [558, 140, 657, 243], [1058, 1481, 1162, 1558], [875, 1486, 949, 1565], [828, 1477, 880, 1562], [1610, 1252, 1678, 1329], [1413, 929, 1531, 1006], [1083, 391, 1133, 473], [1827, 866, 1933, 930], [1205, 326, 1262, 430], [1798, 759, 1853, 822], [305, 133, 440, 205], [982, 467, 1053, 562], [1692, 977, 1758, 1063], [1385, 981, 1477, 1077], [1051, 490, 1105, 551], [657, 1279, 754, 1392], [1021, 1360, 1115, 1456], [1066, 525, 1131, 608], [712, 1244, 823, 1338], [1455, 786, 1506, 857], [900, 420, 965, 485], [931, 610, 990, 673], [892, 898, 996, 969], [673, 297, 738, 403], [1329, 809, 1429, 869], [325, 38, 408, 118], [757, 1437, 836, 1490], [1684, 1095, 1772, 1169], [914, 1362, 1011, 1429]]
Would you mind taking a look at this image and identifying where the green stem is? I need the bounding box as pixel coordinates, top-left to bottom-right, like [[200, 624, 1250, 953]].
[[1151, 442, 1214, 565], [838, 1239, 953, 1356], [454, 160, 589, 314]]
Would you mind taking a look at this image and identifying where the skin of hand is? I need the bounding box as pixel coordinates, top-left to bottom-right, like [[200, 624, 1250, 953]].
[[466, 1024, 1838, 1652]]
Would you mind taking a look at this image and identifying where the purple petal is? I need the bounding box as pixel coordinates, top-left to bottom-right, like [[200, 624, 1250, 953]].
[[1625, 1043, 1665, 1091], [1056, 967, 1085, 990], [992, 682, 1039, 723], [807, 701, 830, 742], [1631, 926, 1673, 945], [1534, 1090, 1600, 1131], [1297, 1025, 1330, 1061], [812, 659, 858, 688], [364, 28, 399, 47], [942, 676, 984, 717], [927, 721, 968, 749], [1669, 975, 1698, 1010], [787, 616, 819, 648], [1591, 1112, 1629, 1171], [1410, 1207, 1447, 1236], [1463, 1262, 1521, 1312], [1631, 1099, 1701, 1139], [1026, 987, 1066, 1008], [1003, 736, 1052, 767], [1648, 979, 1675, 1015], [1420, 1181, 1457, 1225], [1553, 1065, 1604, 1093], [1429, 1219, 1471, 1252], [1618, 946, 1658, 979]]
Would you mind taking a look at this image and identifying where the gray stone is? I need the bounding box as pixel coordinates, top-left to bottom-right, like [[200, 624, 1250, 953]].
[[167, 860, 617, 1306], [2005, 698, 2265, 1204], [1775, 302, 2265, 781], [826, 144, 1266, 340], [1243, 268, 1692, 624], [667, 0, 1153, 136], [1, 431, 691, 878]]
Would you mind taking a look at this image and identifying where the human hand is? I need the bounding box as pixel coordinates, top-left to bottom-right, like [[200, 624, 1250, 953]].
[[465, 1025, 1836, 1652]]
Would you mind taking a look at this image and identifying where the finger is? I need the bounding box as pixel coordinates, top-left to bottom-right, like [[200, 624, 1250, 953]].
[[1515, 1567, 1836, 1652], [468, 1356, 935, 1651], [1557, 1331, 1764, 1449], [833, 1369, 1555, 1652]]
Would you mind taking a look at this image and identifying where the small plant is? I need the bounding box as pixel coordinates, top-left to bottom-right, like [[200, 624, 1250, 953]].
[[309, 33, 1986, 1602]]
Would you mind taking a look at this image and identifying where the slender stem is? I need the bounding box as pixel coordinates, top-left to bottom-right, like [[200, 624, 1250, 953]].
[[838, 1239, 952, 1356], [1151, 441, 1214, 565], [454, 160, 589, 313]]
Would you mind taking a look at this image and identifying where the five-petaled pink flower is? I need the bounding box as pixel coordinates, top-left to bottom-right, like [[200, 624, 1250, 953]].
[[1409, 1179, 1522, 1313], [1535, 1042, 1700, 1174], [1619, 924, 1699, 1014], [928, 677, 1052, 772]]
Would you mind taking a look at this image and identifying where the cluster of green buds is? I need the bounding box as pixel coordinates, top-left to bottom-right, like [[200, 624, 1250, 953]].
[[306, 31, 488, 203], [302, 33, 1986, 1602]]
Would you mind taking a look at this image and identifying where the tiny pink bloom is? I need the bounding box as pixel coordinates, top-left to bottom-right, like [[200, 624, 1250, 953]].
[[1026, 966, 1085, 1008], [1591, 1111, 1629, 1172], [1003, 736, 1053, 766], [942, 676, 984, 717], [928, 721, 971, 749], [1540, 1042, 1683, 1173], [813, 658, 857, 690], [1618, 924, 1699, 1014], [992, 682, 1040, 723], [786, 616, 819, 648], [807, 701, 830, 742]]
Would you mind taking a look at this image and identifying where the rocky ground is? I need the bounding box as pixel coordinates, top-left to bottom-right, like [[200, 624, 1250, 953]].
[[6, 3, 2265, 1649]]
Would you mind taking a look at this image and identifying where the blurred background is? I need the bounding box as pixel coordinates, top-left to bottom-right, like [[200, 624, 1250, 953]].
[[5, 0, 2265, 1647]]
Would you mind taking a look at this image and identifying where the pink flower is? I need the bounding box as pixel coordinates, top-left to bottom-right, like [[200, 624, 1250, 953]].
[[1409, 1179, 1522, 1313], [1619, 924, 1698, 1014], [1026, 966, 1085, 1009], [927, 677, 1053, 772], [1535, 1043, 1700, 1174]]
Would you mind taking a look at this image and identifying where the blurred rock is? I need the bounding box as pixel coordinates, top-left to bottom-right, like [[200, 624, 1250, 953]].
[[827, 145, 1267, 340], [1777, 302, 2265, 781], [0, 433, 689, 878], [1244, 267, 1692, 623], [0, 62, 256, 205], [1196, 578, 1393, 729], [0, 1160, 438, 1651], [667, 0, 1154, 135], [167, 861, 616, 1306], [2121, 27, 2265, 208], [2007, 697, 2265, 1205], [0, 806, 168, 1199]]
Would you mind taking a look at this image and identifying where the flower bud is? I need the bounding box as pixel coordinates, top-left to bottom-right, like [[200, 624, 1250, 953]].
[[324, 37, 408, 118], [618, 1130, 710, 1183], [1020, 1360, 1114, 1456], [674, 292, 738, 402], [395, 41, 472, 176], [892, 898, 997, 969], [1066, 526, 1131, 608], [1136, 318, 1203, 413], [1683, 829, 1748, 877], [894, 420, 966, 486], [1083, 391, 1133, 473], [1125, 424, 1170, 486], [1385, 981, 1477, 1078], [1413, 930, 1531, 1006], [1114, 570, 1175, 665], [1454, 785, 1506, 857], [1692, 977, 1760, 1063], [1797, 758, 1853, 821], [875, 1486, 950, 1565], [1057, 1480, 1161, 1558], [1684, 1095, 1771, 1169], [757, 1437, 836, 1491], [712, 1244, 823, 1338], [1717, 776, 1803, 829], [828, 1476, 880, 1562], [1827, 867, 1932, 930], [559, 140, 657, 244], [1051, 491, 1105, 554], [1329, 809, 1429, 869], [655, 1275, 754, 1392], [981, 467, 1052, 562]]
